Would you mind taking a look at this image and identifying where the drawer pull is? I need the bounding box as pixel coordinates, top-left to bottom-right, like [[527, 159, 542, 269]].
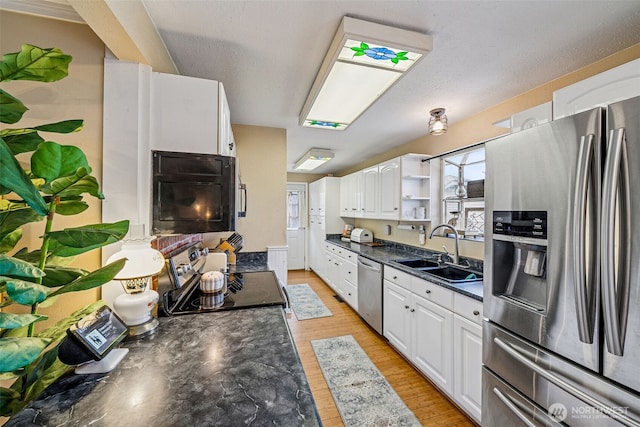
[[393, 276, 398, 280], [473, 310, 480, 316], [404, 305, 410, 309], [410, 308, 415, 312], [425, 290, 431, 294]]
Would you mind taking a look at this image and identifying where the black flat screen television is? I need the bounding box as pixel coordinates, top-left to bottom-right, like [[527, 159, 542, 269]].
[[152, 151, 236, 234]]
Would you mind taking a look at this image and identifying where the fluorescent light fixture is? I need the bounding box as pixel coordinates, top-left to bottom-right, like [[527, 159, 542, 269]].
[[299, 16, 432, 131], [294, 149, 335, 171]]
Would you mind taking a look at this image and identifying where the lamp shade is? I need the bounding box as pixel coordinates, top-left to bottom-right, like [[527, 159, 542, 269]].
[[428, 108, 448, 135], [107, 240, 164, 280]]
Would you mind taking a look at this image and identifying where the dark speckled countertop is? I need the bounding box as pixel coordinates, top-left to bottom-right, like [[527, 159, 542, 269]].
[[7, 307, 321, 427], [326, 237, 484, 301]]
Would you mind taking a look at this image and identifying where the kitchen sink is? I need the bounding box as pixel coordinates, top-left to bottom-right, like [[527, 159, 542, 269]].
[[425, 266, 483, 283], [393, 258, 440, 270]]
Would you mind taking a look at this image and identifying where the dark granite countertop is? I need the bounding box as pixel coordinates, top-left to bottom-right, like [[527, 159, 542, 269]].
[[7, 307, 321, 427], [326, 237, 484, 301]]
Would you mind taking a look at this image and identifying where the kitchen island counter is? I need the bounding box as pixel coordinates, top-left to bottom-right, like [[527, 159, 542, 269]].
[[7, 306, 321, 426]]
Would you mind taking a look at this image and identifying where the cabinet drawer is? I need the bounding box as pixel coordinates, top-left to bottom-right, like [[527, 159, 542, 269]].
[[412, 278, 453, 310], [341, 249, 357, 263], [454, 293, 483, 325], [383, 266, 412, 291]]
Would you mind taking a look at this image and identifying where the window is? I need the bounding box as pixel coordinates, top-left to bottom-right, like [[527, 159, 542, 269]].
[[287, 190, 304, 229], [441, 145, 485, 240]]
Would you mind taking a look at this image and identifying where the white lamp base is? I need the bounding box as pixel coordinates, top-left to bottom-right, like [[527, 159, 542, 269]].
[[113, 290, 160, 338], [74, 348, 129, 374]]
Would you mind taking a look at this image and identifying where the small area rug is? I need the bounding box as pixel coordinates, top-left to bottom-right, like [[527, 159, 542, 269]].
[[311, 335, 421, 427], [286, 283, 333, 320]]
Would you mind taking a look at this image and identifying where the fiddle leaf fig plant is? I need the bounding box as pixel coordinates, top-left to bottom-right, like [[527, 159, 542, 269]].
[[0, 44, 129, 417]]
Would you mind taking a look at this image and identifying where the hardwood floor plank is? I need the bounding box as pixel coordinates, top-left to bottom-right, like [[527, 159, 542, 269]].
[[286, 270, 475, 426]]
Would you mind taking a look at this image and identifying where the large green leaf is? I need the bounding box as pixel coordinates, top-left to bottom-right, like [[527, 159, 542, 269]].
[[22, 345, 69, 403], [54, 199, 88, 216], [48, 259, 126, 297], [34, 119, 83, 134], [5, 278, 50, 305], [40, 266, 86, 287], [39, 167, 102, 199], [0, 119, 82, 155], [31, 141, 89, 182], [0, 313, 47, 329], [0, 229, 22, 254], [0, 203, 44, 244], [0, 44, 71, 83], [0, 254, 44, 279], [47, 220, 129, 257], [0, 131, 43, 155], [0, 138, 48, 216], [0, 88, 27, 124], [0, 337, 51, 372]]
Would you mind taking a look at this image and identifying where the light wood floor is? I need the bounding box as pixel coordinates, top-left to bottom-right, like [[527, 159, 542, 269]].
[[286, 270, 475, 427]]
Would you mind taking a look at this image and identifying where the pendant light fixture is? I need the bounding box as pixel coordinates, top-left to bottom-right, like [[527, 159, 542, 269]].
[[429, 108, 448, 135]]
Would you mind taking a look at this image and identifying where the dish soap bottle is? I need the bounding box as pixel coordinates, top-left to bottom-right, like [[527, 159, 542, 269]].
[[418, 225, 426, 245]]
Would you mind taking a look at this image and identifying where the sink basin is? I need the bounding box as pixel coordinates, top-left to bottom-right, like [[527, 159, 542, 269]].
[[425, 266, 483, 283], [394, 258, 440, 270]]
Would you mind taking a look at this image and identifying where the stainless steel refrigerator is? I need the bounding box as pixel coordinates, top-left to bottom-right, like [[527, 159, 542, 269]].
[[483, 96, 640, 426]]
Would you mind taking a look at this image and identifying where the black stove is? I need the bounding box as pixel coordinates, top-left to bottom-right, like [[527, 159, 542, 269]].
[[158, 243, 286, 316]]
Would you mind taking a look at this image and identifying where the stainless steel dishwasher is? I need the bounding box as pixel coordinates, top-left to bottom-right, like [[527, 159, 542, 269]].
[[357, 256, 382, 334]]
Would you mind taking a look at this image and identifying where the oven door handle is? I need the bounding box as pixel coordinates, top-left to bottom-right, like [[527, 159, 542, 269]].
[[494, 336, 640, 427]]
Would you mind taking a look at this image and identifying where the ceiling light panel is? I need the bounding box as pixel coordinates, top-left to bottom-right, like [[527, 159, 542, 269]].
[[300, 17, 432, 131]]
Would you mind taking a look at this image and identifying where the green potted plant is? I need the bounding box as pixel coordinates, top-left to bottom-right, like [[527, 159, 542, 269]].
[[0, 44, 129, 417]]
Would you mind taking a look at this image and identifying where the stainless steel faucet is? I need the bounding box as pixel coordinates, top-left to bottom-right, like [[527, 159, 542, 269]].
[[429, 224, 459, 265]]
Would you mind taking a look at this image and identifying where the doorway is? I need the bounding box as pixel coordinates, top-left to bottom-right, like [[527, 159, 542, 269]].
[[286, 182, 307, 270]]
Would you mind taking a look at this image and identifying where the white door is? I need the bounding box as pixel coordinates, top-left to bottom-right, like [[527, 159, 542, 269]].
[[286, 182, 307, 270]]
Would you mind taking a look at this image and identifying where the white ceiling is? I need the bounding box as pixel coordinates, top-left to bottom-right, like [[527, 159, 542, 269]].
[[7, 1, 640, 175]]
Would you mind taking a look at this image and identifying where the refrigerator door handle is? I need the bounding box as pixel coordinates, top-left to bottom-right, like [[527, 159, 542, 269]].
[[573, 134, 597, 343], [601, 127, 631, 357], [494, 336, 640, 427]]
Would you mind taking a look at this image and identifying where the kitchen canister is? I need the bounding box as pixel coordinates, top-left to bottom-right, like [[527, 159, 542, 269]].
[[200, 271, 226, 293]]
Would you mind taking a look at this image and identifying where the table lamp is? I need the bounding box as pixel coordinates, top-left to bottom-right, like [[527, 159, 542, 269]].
[[107, 225, 164, 338]]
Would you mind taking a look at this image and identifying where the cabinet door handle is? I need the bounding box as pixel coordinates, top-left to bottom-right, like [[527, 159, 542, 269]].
[[473, 310, 480, 316], [393, 276, 398, 280], [404, 305, 410, 309], [410, 308, 415, 312], [425, 290, 432, 294]]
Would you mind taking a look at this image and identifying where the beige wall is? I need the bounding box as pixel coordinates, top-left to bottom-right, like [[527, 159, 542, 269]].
[[233, 124, 287, 251], [0, 12, 106, 328]]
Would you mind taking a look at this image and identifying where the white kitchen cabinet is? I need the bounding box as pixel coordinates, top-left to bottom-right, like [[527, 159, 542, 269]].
[[323, 244, 358, 310], [453, 293, 483, 423], [383, 265, 482, 421], [308, 178, 343, 277], [510, 102, 552, 132], [339, 170, 363, 218], [378, 158, 400, 220], [150, 72, 235, 156], [400, 154, 432, 222], [383, 279, 412, 357], [362, 165, 379, 218], [413, 294, 453, 396], [453, 314, 483, 423], [553, 58, 640, 120]]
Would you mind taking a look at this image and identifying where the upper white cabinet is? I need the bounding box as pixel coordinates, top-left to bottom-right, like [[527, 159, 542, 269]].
[[400, 154, 432, 221], [339, 170, 363, 218], [362, 165, 380, 218], [553, 58, 640, 119], [510, 102, 552, 132], [378, 158, 400, 220], [150, 72, 235, 156]]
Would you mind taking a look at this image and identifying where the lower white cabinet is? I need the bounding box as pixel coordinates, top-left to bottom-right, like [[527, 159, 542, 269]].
[[383, 266, 482, 423], [323, 244, 358, 311], [453, 314, 482, 423]]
